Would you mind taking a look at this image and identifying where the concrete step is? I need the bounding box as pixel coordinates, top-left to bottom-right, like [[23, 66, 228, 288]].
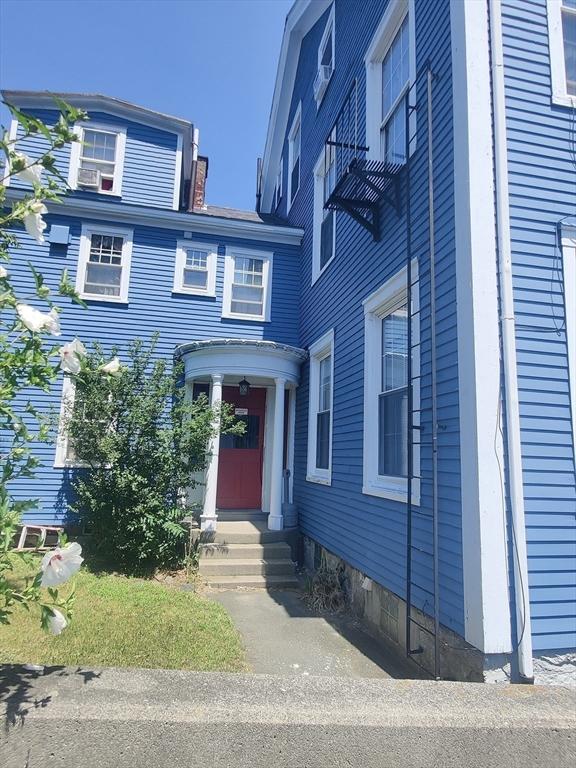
[[200, 521, 290, 545], [199, 542, 293, 560], [199, 558, 296, 577], [216, 509, 267, 522], [201, 574, 301, 589]]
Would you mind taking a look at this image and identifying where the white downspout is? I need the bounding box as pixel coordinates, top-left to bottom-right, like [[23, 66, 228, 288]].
[[489, 0, 534, 682]]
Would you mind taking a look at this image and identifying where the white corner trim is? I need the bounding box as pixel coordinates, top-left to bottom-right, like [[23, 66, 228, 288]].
[[362, 260, 420, 506], [2, 118, 19, 187], [173, 239, 217, 296], [287, 103, 302, 213], [561, 231, 576, 447], [451, 0, 512, 655], [173, 133, 184, 210], [306, 328, 334, 485], [75, 222, 134, 304], [222, 246, 273, 322], [547, 0, 576, 107], [68, 122, 127, 196]]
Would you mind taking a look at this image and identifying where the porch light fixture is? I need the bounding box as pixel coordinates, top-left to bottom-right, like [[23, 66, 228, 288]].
[[238, 378, 251, 396]]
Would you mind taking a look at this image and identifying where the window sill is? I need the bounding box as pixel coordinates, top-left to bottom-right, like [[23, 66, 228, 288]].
[[221, 310, 269, 323], [173, 288, 216, 298], [76, 187, 122, 198], [306, 472, 331, 486], [80, 293, 129, 305], [312, 254, 335, 285], [362, 480, 420, 505], [552, 93, 576, 108]]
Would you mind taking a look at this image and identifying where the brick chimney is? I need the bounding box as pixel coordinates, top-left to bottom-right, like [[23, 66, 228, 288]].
[[191, 155, 208, 210]]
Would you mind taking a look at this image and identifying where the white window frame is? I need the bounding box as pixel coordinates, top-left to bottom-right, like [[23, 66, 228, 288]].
[[364, 0, 416, 163], [362, 261, 420, 504], [287, 103, 302, 212], [273, 159, 283, 210], [222, 247, 273, 322], [306, 329, 334, 485], [548, 0, 576, 106], [75, 223, 133, 304], [312, 143, 337, 283], [68, 122, 127, 196], [315, 4, 335, 106], [562, 229, 576, 445], [54, 377, 85, 468], [173, 240, 217, 296]]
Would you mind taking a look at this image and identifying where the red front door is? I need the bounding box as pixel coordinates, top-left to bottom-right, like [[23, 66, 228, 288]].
[[216, 386, 266, 509]]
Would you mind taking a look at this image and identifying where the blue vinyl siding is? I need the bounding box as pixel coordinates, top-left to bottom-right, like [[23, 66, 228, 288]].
[[10, 109, 179, 209], [502, 0, 576, 651], [287, 0, 464, 635], [6, 213, 300, 524]]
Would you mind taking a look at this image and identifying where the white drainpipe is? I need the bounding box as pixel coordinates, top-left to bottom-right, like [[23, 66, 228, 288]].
[[489, 0, 534, 682]]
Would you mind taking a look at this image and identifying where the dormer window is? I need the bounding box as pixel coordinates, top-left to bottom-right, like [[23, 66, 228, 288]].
[[314, 5, 335, 104], [68, 123, 127, 195]]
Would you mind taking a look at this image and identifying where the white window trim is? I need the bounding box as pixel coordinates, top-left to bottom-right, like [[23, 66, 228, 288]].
[[315, 4, 335, 106], [222, 246, 273, 322], [173, 239, 217, 296], [562, 229, 576, 445], [287, 103, 302, 212], [54, 377, 81, 468], [364, 0, 416, 162], [362, 261, 420, 504], [173, 133, 183, 210], [2, 119, 19, 187], [306, 328, 334, 485], [75, 223, 134, 304], [274, 158, 283, 210], [68, 122, 127, 196], [312, 148, 336, 284], [547, 0, 576, 107]]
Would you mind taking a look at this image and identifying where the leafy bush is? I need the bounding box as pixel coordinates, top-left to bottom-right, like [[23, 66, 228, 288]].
[[64, 335, 241, 574]]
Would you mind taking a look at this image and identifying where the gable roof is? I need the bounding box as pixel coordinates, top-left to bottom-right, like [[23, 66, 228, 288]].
[[260, 0, 331, 213]]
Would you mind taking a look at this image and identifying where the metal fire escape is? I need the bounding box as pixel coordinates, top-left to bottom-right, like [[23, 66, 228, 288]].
[[323, 65, 441, 679]]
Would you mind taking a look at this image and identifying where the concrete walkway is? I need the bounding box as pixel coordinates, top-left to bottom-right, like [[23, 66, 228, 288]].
[[2, 666, 575, 767], [211, 587, 422, 679]]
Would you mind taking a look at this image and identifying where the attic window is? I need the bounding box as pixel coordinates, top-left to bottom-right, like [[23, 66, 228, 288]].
[[68, 122, 127, 196], [314, 6, 335, 104]]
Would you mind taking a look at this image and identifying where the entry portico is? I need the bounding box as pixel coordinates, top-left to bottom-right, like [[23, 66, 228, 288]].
[[177, 339, 307, 532]]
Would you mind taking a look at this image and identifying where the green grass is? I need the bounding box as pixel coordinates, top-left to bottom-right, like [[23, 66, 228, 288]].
[[0, 556, 247, 671]]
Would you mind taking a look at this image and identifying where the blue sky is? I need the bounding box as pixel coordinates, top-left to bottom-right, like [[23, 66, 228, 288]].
[[0, 0, 292, 210]]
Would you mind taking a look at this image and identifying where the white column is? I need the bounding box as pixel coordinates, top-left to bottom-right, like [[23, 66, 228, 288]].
[[286, 385, 297, 504], [268, 376, 286, 530], [201, 373, 223, 532]]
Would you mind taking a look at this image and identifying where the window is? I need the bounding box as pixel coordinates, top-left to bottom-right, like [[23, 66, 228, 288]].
[[173, 240, 217, 296], [548, 0, 576, 105], [54, 378, 108, 468], [363, 262, 420, 503], [312, 135, 336, 282], [314, 5, 335, 104], [307, 329, 334, 484], [222, 248, 273, 321], [273, 159, 283, 210], [68, 123, 127, 195], [75, 224, 133, 303], [365, 0, 415, 163], [287, 104, 301, 209], [562, 229, 576, 446]]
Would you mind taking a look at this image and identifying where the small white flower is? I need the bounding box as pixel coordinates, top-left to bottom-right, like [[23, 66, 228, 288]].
[[0, 266, 7, 279], [59, 338, 86, 375], [12, 152, 43, 186], [16, 304, 61, 336], [100, 356, 121, 376], [41, 542, 83, 587], [47, 608, 68, 635], [23, 200, 48, 243]]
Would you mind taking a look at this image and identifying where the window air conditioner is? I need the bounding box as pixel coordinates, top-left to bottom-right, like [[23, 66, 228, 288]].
[[314, 65, 333, 102], [77, 168, 100, 188]]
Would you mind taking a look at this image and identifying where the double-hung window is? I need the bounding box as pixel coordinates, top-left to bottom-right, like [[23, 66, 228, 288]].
[[365, 0, 415, 164], [548, 0, 576, 104], [69, 123, 127, 195], [76, 224, 133, 303], [307, 329, 334, 484], [55, 378, 108, 468], [312, 133, 336, 281], [173, 241, 217, 296], [363, 263, 420, 503], [314, 5, 335, 104], [223, 248, 273, 321], [561, 228, 576, 446], [287, 105, 301, 208]]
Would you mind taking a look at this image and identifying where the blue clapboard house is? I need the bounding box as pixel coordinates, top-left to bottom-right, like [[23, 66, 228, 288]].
[[3, 0, 575, 684]]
